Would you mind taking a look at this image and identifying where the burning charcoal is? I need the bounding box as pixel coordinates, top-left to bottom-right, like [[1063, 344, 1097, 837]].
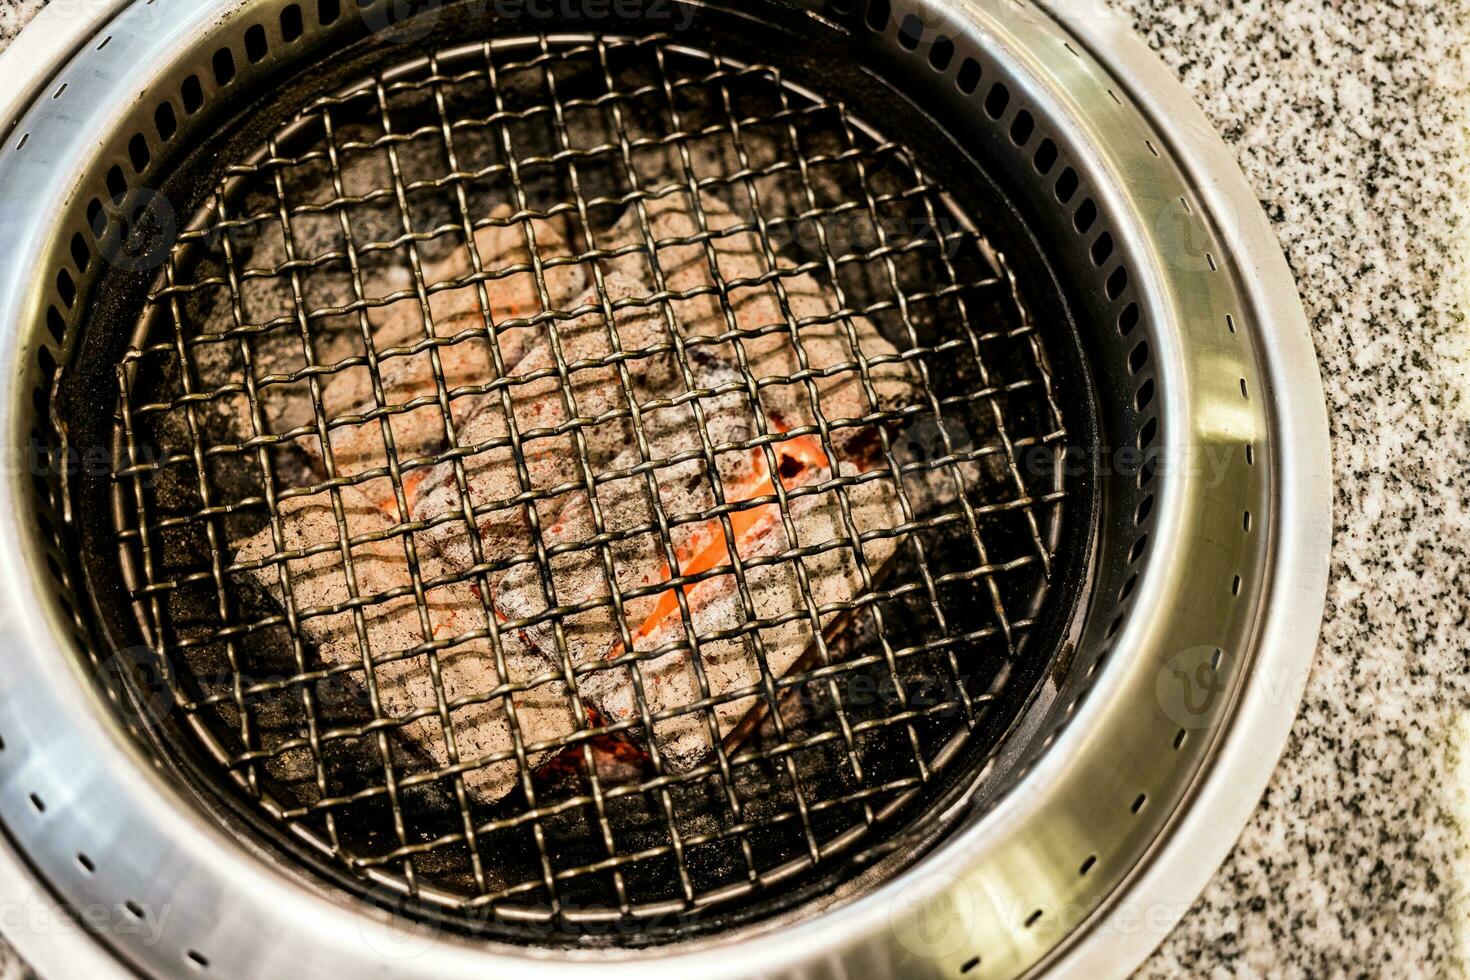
[[491, 443, 752, 683], [408, 271, 680, 573], [604, 192, 918, 454], [308, 208, 589, 514], [491, 341, 764, 680], [361, 204, 588, 385], [231, 482, 581, 805], [495, 386, 888, 775], [578, 466, 906, 772]]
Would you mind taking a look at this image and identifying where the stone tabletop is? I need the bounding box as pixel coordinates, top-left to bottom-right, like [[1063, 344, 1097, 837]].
[[1, 0, 1465, 975], [1118, 0, 1467, 974]]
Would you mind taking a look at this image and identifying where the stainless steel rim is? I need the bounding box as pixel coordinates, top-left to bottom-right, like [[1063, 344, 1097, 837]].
[[0, 0, 1330, 977]]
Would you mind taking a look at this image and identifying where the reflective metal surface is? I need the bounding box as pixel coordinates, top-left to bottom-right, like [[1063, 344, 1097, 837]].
[[0, 0, 1329, 975]]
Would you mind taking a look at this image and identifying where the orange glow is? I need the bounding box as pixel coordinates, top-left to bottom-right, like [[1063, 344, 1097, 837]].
[[630, 432, 829, 644]]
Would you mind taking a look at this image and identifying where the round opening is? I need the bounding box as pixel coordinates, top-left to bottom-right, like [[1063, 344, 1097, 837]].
[[100, 33, 1079, 940], [44, 0, 1122, 951]]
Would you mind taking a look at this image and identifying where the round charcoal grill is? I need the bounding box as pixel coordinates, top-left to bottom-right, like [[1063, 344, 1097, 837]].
[[112, 34, 1073, 930], [0, 0, 1329, 978]]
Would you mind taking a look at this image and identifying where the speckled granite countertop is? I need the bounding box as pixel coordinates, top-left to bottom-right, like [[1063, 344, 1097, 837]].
[[1, 0, 1466, 975]]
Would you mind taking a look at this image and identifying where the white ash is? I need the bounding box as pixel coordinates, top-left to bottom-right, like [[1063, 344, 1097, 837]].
[[222, 178, 925, 785], [407, 270, 681, 573], [601, 190, 917, 453], [578, 466, 906, 772], [231, 481, 580, 805], [308, 207, 589, 514], [491, 343, 762, 684]]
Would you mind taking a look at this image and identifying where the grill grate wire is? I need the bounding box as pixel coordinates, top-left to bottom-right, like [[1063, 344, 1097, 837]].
[[109, 32, 1067, 932]]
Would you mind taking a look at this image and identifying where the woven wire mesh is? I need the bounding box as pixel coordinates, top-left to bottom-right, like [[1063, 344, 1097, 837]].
[[110, 32, 1068, 933]]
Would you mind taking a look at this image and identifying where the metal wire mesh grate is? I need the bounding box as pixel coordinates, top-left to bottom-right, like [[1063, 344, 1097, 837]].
[[109, 32, 1068, 935]]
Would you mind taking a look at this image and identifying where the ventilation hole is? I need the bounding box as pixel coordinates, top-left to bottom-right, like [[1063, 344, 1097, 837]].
[[52, 83, 67, 100], [897, 13, 922, 48], [77, 853, 96, 873], [1118, 301, 1140, 336], [1205, 251, 1218, 272], [186, 950, 210, 970], [1090, 231, 1113, 266], [864, 0, 890, 32], [961, 957, 980, 974], [212, 47, 237, 86], [44, 554, 60, 580], [1135, 377, 1155, 410], [86, 199, 107, 240], [1105, 614, 1124, 638], [1245, 443, 1255, 465], [105, 165, 127, 204], [1127, 533, 1147, 564], [1135, 494, 1154, 525], [1131, 793, 1147, 813], [928, 36, 954, 71], [1138, 453, 1157, 488], [1054, 167, 1078, 203], [29, 793, 45, 813], [127, 133, 150, 174], [55, 269, 76, 308], [1211, 648, 1223, 669], [1239, 377, 1249, 399], [244, 24, 268, 62], [1127, 339, 1149, 375], [38, 345, 56, 379], [1232, 575, 1242, 596], [1118, 573, 1138, 601], [46, 307, 65, 342], [1137, 416, 1157, 449], [1226, 313, 1237, 334], [97, 35, 112, 50], [0, 732, 5, 750], [154, 101, 178, 141], [317, 0, 341, 23], [1179, 196, 1193, 214], [1144, 139, 1159, 157], [181, 75, 204, 114], [279, 3, 305, 41], [1243, 511, 1252, 532], [15, 133, 28, 150], [1173, 729, 1187, 749], [125, 901, 145, 919], [984, 83, 1009, 119], [1106, 265, 1129, 300], [1079, 854, 1097, 876], [1106, 88, 1122, 106], [956, 57, 981, 94], [1009, 109, 1034, 146], [1024, 909, 1043, 928], [1072, 199, 1097, 234], [1033, 137, 1057, 174]]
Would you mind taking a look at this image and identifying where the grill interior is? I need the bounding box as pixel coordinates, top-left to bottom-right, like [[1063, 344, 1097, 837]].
[[83, 26, 1083, 943]]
